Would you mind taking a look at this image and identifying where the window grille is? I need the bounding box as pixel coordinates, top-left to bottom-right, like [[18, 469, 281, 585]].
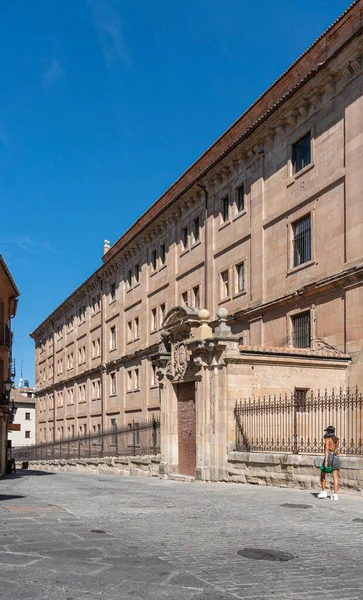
[[291, 312, 310, 348], [293, 215, 311, 267]]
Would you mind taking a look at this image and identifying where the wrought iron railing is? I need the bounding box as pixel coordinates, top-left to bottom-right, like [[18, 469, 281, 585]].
[[234, 388, 363, 455], [13, 417, 160, 461], [0, 323, 11, 349]]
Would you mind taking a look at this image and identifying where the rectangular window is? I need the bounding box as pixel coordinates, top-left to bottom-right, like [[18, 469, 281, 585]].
[[292, 132, 311, 174], [110, 282, 116, 301], [111, 418, 117, 444], [151, 249, 157, 271], [293, 215, 311, 267], [96, 380, 100, 398], [221, 196, 229, 222], [181, 227, 188, 250], [127, 269, 132, 289], [135, 263, 140, 284], [135, 317, 140, 339], [92, 340, 96, 358], [96, 338, 100, 357], [127, 320, 133, 343], [135, 368, 140, 390], [25, 412, 31, 421], [192, 285, 200, 308], [151, 364, 157, 387], [295, 388, 309, 412], [110, 326, 116, 350], [236, 185, 244, 213], [292, 312, 311, 349], [160, 303, 166, 325], [236, 263, 245, 293], [127, 370, 133, 391], [221, 270, 229, 298], [151, 308, 157, 331], [25, 430, 30, 439], [83, 424, 87, 437], [110, 372, 116, 395], [181, 291, 188, 307], [160, 243, 166, 266], [192, 217, 200, 243], [71, 424, 75, 439]]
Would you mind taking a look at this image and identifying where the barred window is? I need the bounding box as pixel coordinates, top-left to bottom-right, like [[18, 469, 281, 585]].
[[292, 312, 311, 348], [293, 215, 311, 267], [292, 132, 311, 173]]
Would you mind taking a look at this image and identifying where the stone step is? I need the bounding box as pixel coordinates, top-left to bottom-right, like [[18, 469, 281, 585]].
[[168, 474, 195, 482]]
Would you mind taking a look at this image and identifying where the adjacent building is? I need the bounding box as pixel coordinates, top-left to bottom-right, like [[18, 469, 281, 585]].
[[0, 255, 19, 475], [9, 385, 36, 447], [31, 2, 363, 479]]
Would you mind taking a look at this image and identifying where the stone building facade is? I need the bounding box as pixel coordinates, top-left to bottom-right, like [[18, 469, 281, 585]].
[[0, 255, 19, 475], [32, 3, 363, 480]]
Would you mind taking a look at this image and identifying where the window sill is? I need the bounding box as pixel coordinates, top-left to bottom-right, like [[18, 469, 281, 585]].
[[287, 259, 315, 277], [159, 264, 167, 272], [233, 209, 247, 222], [287, 161, 314, 187], [150, 385, 158, 390], [233, 290, 247, 300], [150, 269, 158, 278], [109, 347, 117, 353], [218, 220, 231, 232], [191, 240, 201, 250], [150, 329, 158, 335], [109, 299, 116, 305], [109, 394, 117, 398], [218, 296, 231, 305], [180, 247, 189, 257]]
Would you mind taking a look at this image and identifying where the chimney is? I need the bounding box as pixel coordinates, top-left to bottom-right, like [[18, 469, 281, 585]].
[[103, 240, 111, 255]]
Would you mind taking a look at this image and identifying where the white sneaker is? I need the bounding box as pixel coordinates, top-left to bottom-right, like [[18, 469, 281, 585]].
[[331, 494, 338, 501], [317, 491, 328, 499]]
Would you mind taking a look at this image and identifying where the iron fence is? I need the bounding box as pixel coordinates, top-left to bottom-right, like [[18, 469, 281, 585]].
[[234, 388, 363, 455], [13, 417, 160, 462]]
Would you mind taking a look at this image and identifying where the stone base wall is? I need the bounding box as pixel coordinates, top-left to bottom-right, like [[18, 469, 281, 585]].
[[228, 451, 363, 495], [16, 455, 161, 477]]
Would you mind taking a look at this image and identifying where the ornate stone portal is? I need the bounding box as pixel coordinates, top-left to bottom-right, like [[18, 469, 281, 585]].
[[152, 306, 240, 481]]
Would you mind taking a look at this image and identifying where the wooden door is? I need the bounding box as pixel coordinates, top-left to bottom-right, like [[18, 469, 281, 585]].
[[177, 381, 196, 476]]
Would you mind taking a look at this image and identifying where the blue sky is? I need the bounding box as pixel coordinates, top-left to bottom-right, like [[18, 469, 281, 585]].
[[0, 0, 350, 386]]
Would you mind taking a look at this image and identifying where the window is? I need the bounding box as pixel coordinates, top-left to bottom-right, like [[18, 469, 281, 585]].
[[110, 372, 116, 395], [78, 305, 86, 323], [192, 286, 200, 308], [127, 370, 133, 391], [151, 249, 157, 271], [160, 303, 166, 325], [25, 412, 31, 421], [83, 424, 87, 437], [25, 431, 30, 439], [71, 424, 75, 439], [236, 263, 245, 293], [110, 326, 116, 350], [111, 418, 117, 444], [96, 338, 101, 357], [79, 384, 86, 404], [295, 388, 309, 412], [181, 291, 188, 307], [292, 312, 311, 348], [292, 132, 311, 174], [61, 426, 64, 440], [127, 269, 132, 289], [151, 363, 157, 387], [293, 215, 311, 267], [192, 217, 200, 243], [110, 282, 116, 301], [135, 263, 140, 284], [135, 317, 140, 339], [221, 270, 229, 298], [221, 196, 229, 222], [236, 185, 244, 213], [151, 308, 157, 331], [127, 320, 133, 343], [181, 227, 188, 250], [92, 340, 96, 358], [135, 368, 140, 390], [91, 295, 100, 314], [96, 380, 100, 398], [160, 244, 166, 266]]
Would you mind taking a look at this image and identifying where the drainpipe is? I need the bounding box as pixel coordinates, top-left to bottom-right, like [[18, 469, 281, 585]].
[[197, 182, 209, 312]]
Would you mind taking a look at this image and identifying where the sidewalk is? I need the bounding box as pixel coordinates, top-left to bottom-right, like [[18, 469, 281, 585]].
[[0, 470, 362, 599]]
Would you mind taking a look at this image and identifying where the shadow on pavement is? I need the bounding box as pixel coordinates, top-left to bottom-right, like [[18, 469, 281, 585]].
[[0, 494, 25, 501], [2, 470, 56, 480]]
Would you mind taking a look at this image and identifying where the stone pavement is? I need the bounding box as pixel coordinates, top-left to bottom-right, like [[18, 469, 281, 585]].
[[0, 471, 362, 600]]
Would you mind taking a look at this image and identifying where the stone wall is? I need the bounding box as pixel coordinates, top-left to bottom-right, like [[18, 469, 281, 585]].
[[228, 451, 363, 495], [17, 454, 161, 477]]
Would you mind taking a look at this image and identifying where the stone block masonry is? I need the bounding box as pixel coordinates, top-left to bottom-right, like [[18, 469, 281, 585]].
[[17, 454, 161, 477]]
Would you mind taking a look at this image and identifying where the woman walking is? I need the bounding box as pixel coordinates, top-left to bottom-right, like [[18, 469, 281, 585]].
[[317, 425, 341, 501]]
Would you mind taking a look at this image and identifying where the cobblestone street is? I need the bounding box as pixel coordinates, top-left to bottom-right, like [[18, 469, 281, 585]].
[[0, 471, 362, 599]]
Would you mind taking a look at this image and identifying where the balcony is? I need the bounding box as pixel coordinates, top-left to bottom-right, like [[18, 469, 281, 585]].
[[0, 323, 12, 349], [9, 359, 16, 378]]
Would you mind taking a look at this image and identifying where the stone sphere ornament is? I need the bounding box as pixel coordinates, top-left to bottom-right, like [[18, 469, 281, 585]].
[[198, 309, 210, 322]]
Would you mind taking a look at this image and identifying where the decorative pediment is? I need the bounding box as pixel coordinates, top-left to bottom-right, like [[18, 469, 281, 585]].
[[162, 306, 200, 333]]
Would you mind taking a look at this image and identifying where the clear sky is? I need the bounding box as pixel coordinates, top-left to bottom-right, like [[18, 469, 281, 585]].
[[1, 0, 351, 386]]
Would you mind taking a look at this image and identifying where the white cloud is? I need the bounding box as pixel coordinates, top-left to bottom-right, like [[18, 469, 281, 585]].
[[43, 59, 65, 89], [88, 0, 130, 67], [0, 234, 58, 257]]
